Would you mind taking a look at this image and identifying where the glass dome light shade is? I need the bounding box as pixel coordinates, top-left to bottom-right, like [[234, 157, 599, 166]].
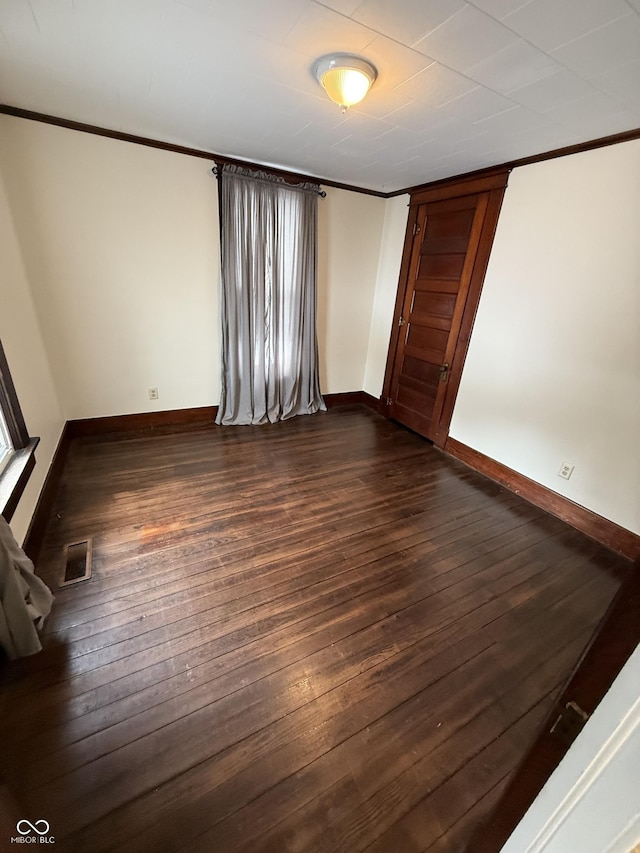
[[321, 66, 371, 107], [314, 54, 377, 110]]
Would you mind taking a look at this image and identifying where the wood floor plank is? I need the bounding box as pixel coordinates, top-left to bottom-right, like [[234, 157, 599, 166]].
[[21, 544, 602, 795], [7, 514, 565, 754], [5, 514, 579, 742], [6, 502, 557, 709], [45, 500, 523, 644], [183, 600, 599, 853], [66, 573, 606, 850], [18, 544, 580, 796], [0, 407, 631, 852]]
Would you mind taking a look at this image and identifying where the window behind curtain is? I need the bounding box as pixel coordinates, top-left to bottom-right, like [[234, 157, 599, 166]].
[[216, 165, 326, 426], [0, 410, 11, 474], [0, 338, 30, 471]]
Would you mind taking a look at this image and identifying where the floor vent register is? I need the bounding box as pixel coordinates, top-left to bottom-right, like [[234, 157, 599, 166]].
[[59, 539, 92, 587]]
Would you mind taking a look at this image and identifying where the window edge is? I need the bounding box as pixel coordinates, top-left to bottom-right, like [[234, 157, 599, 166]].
[[0, 339, 30, 450], [0, 437, 39, 522]]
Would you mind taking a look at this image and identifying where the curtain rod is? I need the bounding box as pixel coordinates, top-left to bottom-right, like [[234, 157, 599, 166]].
[[212, 165, 327, 198]]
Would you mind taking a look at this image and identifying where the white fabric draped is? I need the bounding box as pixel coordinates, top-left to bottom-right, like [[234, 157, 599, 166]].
[[216, 165, 326, 425], [0, 517, 53, 659]]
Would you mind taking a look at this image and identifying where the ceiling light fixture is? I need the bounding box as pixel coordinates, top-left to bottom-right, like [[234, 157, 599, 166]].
[[314, 53, 377, 113]]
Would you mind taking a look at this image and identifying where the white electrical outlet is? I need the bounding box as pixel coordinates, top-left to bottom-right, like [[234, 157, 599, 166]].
[[558, 462, 574, 480], [148, 387, 159, 400]]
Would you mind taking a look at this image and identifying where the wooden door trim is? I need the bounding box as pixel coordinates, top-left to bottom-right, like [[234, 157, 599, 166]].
[[382, 171, 510, 446], [430, 193, 489, 443], [385, 205, 432, 427], [382, 204, 420, 405], [433, 183, 507, 446], [409, 171, 509, 206], [465, 563, 639, 852]]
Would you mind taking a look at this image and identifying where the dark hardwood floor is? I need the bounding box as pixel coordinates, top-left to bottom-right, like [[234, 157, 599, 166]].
[[0, 406, 632, 852]]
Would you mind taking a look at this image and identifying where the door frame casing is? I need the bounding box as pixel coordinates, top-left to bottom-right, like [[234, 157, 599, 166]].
[[382, 171, 510, 447]]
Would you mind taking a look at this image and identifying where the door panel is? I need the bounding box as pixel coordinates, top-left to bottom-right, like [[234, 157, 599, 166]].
[[418, 251, 467, 279], [401, 355, 440, 386], [405, 325, 448, 357], [412, 291, 457, 318], [414, 278, 459, 294], [387, 194, 487, 441], [397, 382, 437, 419], [383, 173, 509, 446]]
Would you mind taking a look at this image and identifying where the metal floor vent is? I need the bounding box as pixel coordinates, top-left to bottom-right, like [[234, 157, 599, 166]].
[[60, 539, 92, 587]]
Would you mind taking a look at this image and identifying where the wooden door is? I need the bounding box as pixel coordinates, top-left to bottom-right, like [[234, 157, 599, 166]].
[[383, 173, 508, 447]]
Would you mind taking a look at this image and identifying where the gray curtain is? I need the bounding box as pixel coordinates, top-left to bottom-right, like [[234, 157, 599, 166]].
[[216, 165, 326, 425]]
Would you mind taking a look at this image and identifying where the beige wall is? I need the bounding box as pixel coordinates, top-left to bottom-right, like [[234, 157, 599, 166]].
[[0, 166, 64, 543], [0, 116, 390, 420], [0, 117, 221, 420], [318, 187, 387, 393], [451, 140, 640, 535]]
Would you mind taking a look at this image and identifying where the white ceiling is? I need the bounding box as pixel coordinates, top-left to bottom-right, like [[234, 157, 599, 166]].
[[1, 0, 639, 192]]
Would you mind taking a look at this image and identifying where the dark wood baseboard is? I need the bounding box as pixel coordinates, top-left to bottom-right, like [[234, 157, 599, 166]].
[[323, 391, 384, 414], [66, 406, 218, 438], [445, 437, 639, 561], [22, 426, 70, 562], [361, 392, 384, 414], [323, 392, 362, 409], [68, 398, 385, 435]]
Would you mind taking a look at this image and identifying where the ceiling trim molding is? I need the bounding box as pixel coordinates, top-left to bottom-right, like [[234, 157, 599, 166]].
[[1, 104, 638, 200], [0, 103, 387, 198], [391, 126, 640, 198]]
